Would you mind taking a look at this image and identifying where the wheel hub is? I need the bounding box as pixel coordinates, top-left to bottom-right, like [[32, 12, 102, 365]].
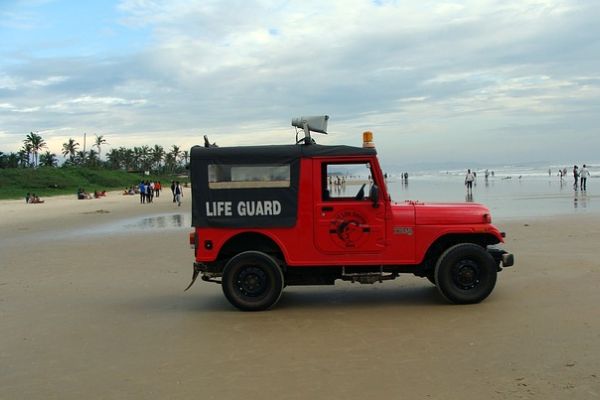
[[237, 266, 268, 297], [453, 260, 480, 290]]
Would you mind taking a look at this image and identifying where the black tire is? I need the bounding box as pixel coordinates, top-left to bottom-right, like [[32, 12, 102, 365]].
[[434, 243, 497, 304], [222, 251, 284, 311]]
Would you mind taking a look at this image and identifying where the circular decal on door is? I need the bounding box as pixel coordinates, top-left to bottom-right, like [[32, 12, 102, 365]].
[[329, 210, 369, 248]]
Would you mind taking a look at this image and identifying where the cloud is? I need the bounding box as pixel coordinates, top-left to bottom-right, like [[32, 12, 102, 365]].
[[0, 0, 599, 166], [47, 95, 147, 110], [29, 76, 69, 87]]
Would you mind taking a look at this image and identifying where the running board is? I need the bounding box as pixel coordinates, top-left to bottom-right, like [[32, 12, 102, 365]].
[[340, 266, 398, 284]]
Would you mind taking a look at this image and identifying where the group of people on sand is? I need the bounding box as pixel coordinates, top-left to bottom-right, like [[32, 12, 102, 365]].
[[122, 186, 137, 195], [25, 192, 44, 204], [24, 180, 185, 205], [25, 188, 106, 203], [570, 164, 591, 191], [77, 188, 106, 199], [136, 180, 184, 206], [555, 165, 591, 190], [138, 180, 162, 204], [464, 169, 499, 191]]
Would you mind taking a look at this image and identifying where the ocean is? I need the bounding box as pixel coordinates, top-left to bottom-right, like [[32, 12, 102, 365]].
[[384, 164, 597, 221]]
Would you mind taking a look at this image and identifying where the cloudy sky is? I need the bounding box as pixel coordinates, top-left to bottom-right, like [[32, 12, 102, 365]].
[[1, 0, 599, 167]]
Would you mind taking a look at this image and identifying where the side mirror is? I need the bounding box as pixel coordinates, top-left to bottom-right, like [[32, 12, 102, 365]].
[[369, 185, 379, 208]]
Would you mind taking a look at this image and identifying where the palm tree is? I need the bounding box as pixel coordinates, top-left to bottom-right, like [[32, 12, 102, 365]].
[[132, 146, 143, 170], [75, 150, 87, 166], [170, 145, 181, 158], [5, 152, 19, 168], [123, 148, 134, 171], [20, 143, 33, 167], [139, 145, 151, 171], [169, 145, 181, 172], [62, 138, 80, 162], [106, 148, 122, 169], [94, 134, 108, 160], [87, 149, 99, 167], [181, 150, 189, 168], [151, 145, 165, 172], [39, 151, 58, 167], [23, 132, 47, 167]]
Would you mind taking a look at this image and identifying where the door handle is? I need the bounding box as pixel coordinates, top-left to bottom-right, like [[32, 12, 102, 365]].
[[322, 206, 334, 212]]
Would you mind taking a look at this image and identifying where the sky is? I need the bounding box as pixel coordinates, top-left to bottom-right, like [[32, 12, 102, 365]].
[[1, 0, 599, 168]]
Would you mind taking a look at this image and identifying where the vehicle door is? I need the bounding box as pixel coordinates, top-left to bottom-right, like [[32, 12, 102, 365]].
[[314, 159, 386, 254]]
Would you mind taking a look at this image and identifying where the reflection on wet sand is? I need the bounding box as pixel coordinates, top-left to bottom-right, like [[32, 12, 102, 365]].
[[573, 191, 588, 209], [64, 213, 191, 240], [124, 213, 187, 230]]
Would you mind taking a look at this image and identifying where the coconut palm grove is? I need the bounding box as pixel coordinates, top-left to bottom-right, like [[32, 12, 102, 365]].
[[0, 132, 188, 173], [0, 132, 190, 200]]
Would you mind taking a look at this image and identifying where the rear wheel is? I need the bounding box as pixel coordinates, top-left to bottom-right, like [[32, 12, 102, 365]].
[[222, 251, 284, 311], [434, 243, 497, 304]]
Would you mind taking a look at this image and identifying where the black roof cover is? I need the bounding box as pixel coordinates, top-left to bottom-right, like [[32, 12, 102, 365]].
[[190, 143, 377, 228], [190, 143, 376, 164]]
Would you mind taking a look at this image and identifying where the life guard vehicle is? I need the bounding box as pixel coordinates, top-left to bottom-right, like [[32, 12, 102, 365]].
[[187, 116, 514, 311]]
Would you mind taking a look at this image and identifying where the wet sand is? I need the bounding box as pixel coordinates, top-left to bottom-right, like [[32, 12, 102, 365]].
[[1, 193, 599, 399]]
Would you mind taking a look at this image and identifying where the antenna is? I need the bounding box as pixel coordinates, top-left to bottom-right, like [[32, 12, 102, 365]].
[[291, 115, 329, 144], [203, 135, 218, 148]]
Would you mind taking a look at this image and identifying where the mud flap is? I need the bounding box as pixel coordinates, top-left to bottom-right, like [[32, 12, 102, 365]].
[[184, 264, 202, 291]]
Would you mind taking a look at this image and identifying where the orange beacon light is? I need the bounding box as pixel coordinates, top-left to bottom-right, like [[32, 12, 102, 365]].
[[362, 131, 375, 148]]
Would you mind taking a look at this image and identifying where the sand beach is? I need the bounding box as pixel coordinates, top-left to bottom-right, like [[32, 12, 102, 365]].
[[1, 188, 599, 399]]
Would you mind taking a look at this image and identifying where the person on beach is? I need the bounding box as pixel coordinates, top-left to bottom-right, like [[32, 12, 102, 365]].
[[174, 181, 183, 207], [29, 193, 44, 203], [465, 169, 475, 192], [139, 181, 146, 204], [171, 181, 176, 203], [580, 164, 590, 191], [155, 181, 161, 198], [573, 165, 579, 190], [77, 188, 92, 200], [147, 180, 154, 203]]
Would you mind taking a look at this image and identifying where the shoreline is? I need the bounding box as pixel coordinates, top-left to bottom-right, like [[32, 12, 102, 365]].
[[0, 186, 596, 233]]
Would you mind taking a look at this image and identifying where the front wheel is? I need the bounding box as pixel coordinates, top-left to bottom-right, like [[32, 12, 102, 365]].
[[434, 244, 497, 304], [222, 251, 284, 311]]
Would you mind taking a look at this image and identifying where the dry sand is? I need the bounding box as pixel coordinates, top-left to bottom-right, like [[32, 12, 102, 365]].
[[1, 192, 599, 399]]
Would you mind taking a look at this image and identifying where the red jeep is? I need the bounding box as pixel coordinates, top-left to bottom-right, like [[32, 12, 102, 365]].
[[187, 116, 514, 310]]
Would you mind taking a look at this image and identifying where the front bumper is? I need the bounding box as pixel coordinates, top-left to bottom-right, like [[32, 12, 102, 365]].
[[487, 247, 515, 269], [501, 252, 514, 267]]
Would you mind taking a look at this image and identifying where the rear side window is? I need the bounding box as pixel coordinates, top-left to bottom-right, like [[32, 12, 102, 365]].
[[208, 164, 290, 189]]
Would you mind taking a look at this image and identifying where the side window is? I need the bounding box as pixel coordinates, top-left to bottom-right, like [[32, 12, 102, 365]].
[[208, 164, 290, 189], [322, 162, 374, 201]]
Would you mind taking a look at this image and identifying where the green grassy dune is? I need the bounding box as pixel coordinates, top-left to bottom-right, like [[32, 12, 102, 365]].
[[0, 167, 187, 200]]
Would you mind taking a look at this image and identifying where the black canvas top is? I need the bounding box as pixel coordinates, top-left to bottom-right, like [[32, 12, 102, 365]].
[[190, 143, 377, 228], [190, 143, 377, 164]]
